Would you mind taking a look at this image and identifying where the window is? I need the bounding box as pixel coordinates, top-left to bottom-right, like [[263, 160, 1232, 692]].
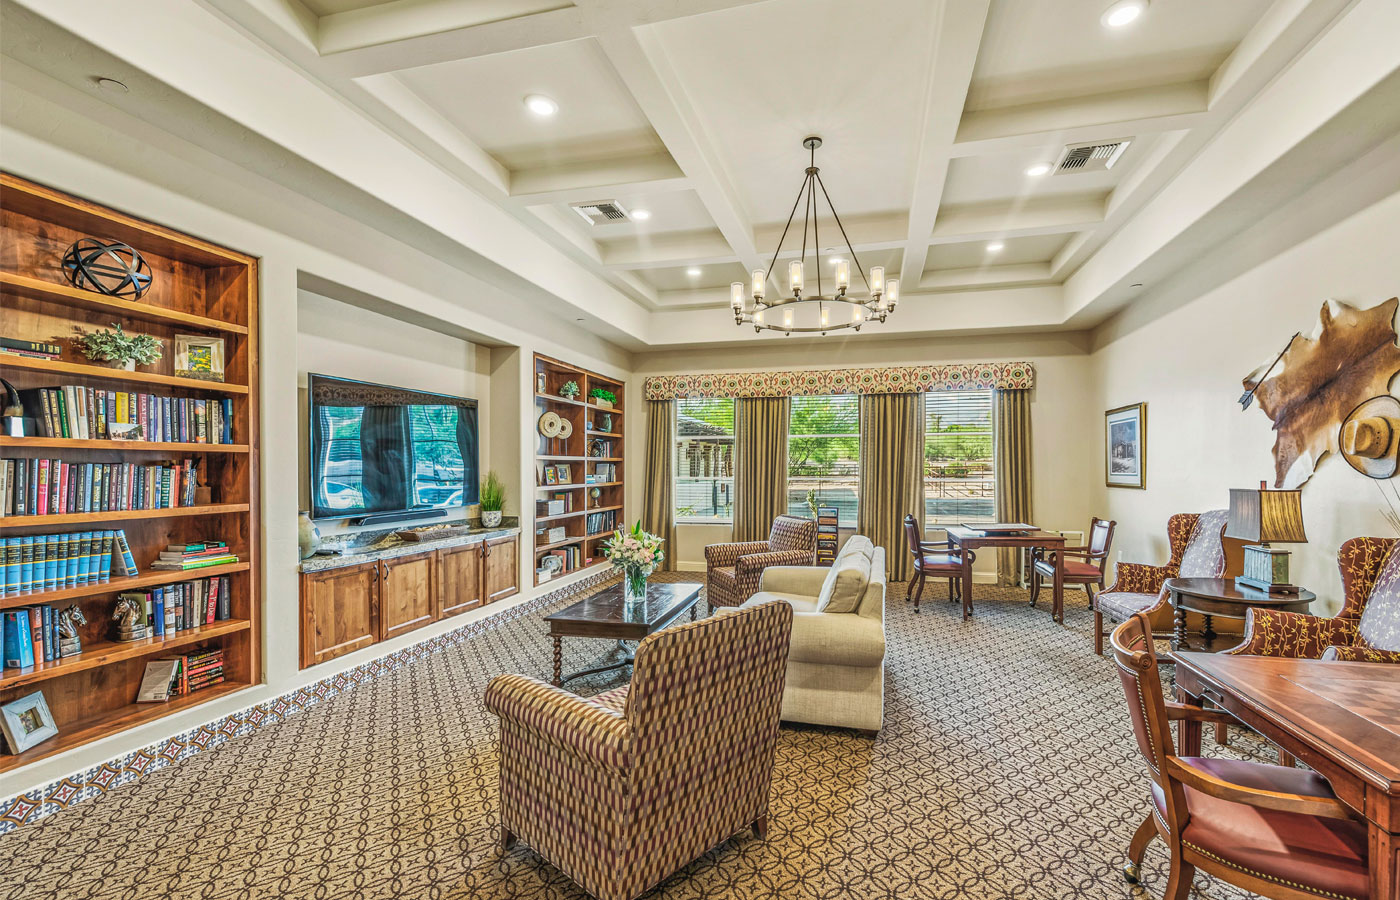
[[923, 390, 995, 526], [675, 397, 735, 522], [788, 395, 860, 527]]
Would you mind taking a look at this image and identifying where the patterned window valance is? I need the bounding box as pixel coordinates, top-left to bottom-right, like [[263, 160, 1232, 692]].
[[643, 362, 1034, 400]]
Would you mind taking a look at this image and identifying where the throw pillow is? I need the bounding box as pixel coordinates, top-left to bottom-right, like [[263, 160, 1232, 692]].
[[816, 551, 870, 614], [1356, 544, 1400, 651]]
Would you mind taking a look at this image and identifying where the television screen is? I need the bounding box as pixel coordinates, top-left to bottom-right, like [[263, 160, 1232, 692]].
[[308, 373, 479, 520]]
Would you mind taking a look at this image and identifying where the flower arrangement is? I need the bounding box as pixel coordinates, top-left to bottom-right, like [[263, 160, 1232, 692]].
[[74, 323, 163, 368], [602, 521, 665, 603]]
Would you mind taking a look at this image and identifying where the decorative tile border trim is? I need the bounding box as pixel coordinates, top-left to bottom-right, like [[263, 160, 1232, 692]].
[[642, 362, 1035, 400], [0, 568, 619, 835]]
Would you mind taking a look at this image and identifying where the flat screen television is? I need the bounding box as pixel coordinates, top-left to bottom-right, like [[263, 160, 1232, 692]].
[[308, 373, 479, 521]]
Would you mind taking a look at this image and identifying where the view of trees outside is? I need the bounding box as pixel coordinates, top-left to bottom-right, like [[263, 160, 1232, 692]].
[[675, 397, 735, 520], [924, 391, 995, 524], [316, 404, 466, 511], [788, 395, 860, 526]]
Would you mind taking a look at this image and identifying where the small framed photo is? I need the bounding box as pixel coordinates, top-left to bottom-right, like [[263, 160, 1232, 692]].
[[1105, 402, 1147, 489], [173, 334, 226, 382], [543, 466, 558, 485], [109, 422, 145, 441], [1, 691, 58, 754], [556, 464, 572, 484]]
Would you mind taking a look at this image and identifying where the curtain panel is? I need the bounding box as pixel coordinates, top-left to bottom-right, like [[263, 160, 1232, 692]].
[[733, 396, 790, 542], [858, 393, 924, 582], [642, 399, 676, 571], [993, 389, 1034, 585]]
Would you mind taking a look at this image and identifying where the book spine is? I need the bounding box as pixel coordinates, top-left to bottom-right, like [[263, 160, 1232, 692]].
[[100, 531, 114, 582], [116, 531, 139, 577]]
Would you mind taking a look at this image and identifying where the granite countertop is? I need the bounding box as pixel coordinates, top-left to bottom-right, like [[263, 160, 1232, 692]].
[[300, 520, 521, 572]]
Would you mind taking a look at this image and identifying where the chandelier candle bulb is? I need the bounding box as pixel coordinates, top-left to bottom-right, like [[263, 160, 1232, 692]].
[[789, 259, 804, 295], [870, 266, 885, 297], [821, 306, 830, 327], [751, 268, 766, 301], [886, 278, 899, 309], [783, 308, 794, 330], [834, 259, 850, 291], [730, 282, 745, 312]]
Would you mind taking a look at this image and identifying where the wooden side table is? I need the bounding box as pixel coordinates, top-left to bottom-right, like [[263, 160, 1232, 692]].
[[1164, 577, 1316, 653]]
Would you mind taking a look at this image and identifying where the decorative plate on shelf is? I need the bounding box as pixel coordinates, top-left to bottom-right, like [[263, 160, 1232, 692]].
[[538, 411, 562, 438], [557, 418, 573, 439]]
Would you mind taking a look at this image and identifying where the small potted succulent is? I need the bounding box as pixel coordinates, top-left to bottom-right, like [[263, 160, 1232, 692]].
[[559, 380, 580, 400], [479, 470, 506, 528], [588, 387, 616, 409], [74, 323, 162, 370]]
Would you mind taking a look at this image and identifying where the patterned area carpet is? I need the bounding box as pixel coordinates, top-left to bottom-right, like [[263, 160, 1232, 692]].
[[4, 575, 1264, 900]]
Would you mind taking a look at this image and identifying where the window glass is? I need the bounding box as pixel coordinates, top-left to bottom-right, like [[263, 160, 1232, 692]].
[[924, 390, 995, 526], [675, 398, 735, 522], [788, 395, 860, 527]]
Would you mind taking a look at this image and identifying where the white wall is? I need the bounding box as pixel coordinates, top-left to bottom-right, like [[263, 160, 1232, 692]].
[[629, 333, 1098, 577], [295, 289, 493, 536], [1089, 188, 1400, 615]]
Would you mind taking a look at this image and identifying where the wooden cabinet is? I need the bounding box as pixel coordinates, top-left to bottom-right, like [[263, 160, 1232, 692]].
[[299, 534, 519, 668], [301, 562, 379, 668], [483, 535, 520, 604]]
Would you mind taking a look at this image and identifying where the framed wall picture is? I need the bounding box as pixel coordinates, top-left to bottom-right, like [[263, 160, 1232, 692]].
[[556, 464, 572, 484], [0, 690, 59, 754], [1105, 402, 1147, 489], [173, 334, 226, 382]]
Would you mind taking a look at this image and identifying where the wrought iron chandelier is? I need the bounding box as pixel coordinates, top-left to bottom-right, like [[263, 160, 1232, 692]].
[[732, 136, 898, 335]]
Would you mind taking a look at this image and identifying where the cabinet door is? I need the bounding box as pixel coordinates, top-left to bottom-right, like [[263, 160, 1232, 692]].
[[301, 563, 379, 669], [482, 535, 520, 605], [380, 551, 438, 641], [438, 543, 484, 618]]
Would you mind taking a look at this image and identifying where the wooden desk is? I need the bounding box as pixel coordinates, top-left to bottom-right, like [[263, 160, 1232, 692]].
[[945, 526, 1066, 621], [1174, 653, 1400, 900], [1165, 577, 1316, 652]]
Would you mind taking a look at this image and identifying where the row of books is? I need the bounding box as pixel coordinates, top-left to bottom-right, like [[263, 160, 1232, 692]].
[[152, 541, 238, 571], [588, 462, 618, 483], [545, 545, 586, 572], [0, 530, 138, 598], [0, 337, 60, 361], [121, 572, 235, 640], [584, 510, 617, 535], [0, 457, 202, 517], [18, 385, 235, 444], [3, 606, 66, 667], [137, 649, 225, 702]]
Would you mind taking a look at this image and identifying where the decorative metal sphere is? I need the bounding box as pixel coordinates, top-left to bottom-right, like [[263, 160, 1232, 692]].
[[61, 238, 152, 299]]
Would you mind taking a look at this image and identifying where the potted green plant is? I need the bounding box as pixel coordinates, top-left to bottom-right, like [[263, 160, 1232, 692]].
[[479, 470, 506, 528], [588, 387, 616, 409], [559, 380, 580, 400], [73, 323, 162, 370]]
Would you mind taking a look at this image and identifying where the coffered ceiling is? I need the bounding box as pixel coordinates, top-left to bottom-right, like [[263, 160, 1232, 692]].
[[5, 0, 1398, 350]]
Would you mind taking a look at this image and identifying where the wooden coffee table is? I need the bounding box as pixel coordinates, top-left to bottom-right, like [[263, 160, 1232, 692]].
[[544, 582, 702, 686]]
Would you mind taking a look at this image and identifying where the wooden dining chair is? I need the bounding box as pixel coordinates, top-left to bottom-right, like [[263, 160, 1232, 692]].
[[1028, 517, 1115, 614], [1111, 612, 1369, 900], [902, 514, 973, 612]]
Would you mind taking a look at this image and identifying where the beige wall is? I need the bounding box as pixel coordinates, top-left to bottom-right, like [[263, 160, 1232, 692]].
[[629, 333, 1099, 576], [1089, 188, 1400, 616], [295, 289, 493, 537]]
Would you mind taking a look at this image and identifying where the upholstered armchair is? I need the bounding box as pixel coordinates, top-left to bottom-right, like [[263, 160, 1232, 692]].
[[1230, 536, 1400, 663], [485, 600, 793, 900], [705, 514, 816, 612], [1092, 511, 1228, 655]]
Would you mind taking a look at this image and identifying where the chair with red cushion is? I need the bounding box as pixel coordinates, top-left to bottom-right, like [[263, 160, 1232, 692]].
[[902, 514, 972, 612], [1028, 517, 1115, 618], [1111, 612, 1369, 900]]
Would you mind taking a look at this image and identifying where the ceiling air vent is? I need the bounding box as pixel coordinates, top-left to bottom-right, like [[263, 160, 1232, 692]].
[[570, 200, 631, 225], [1054, 138, 1132, 174]]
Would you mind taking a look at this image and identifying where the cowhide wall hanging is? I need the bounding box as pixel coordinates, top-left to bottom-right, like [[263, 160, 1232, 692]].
[[1240, 297, 1400, 489]]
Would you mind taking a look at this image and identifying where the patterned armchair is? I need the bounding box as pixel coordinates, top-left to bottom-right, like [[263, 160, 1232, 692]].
[[705, 515, 816, 612], [485, 600, 794, 900], [1230, 536, 1400, 662], [1092, 510, 1228, 656]]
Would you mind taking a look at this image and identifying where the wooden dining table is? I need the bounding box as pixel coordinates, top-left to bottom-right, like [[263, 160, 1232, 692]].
[[944, 525, 1066, 621], [1173, 653, 1400, 900]]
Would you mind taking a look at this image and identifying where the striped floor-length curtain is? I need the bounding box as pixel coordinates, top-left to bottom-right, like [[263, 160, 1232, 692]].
[[642, 399, 676, 571], [858, 393, 924, 582], [733, 396, 790, 542], [993, 389, 1033, 585]]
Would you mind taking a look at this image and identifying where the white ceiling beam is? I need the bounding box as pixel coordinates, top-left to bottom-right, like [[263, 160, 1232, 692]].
[[899, 0, 990, 290], [930, 197, 1103, 244], [509, 152, 688, 203], [918, 263, 1053, 292]]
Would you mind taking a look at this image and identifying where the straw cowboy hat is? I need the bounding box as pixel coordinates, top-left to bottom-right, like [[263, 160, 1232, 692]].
[[1340, 394, 1400, 478]]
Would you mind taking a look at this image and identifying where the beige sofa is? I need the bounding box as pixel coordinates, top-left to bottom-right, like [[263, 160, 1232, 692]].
[[736, 537, 887, 734]]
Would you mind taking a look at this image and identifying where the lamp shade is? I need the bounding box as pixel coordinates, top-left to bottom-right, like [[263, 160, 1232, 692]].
[[1224, 486, 1307, 544]]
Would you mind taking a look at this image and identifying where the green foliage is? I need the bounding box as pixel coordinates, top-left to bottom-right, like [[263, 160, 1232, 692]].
[[788, 396, 859, 475], [74, 323, 163, 365], [479, 470, 506, 511], [559, 380, 580, 399], [678, 398, 734, 431], [588, 387, 616, 404]]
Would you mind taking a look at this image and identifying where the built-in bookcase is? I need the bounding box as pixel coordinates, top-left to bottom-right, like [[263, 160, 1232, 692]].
[[0, 174, 260, 772], [532, 354, 624, 586]]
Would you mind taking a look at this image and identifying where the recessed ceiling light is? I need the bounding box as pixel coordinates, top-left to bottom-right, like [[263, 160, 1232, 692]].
[[523, 94, 558, 117], [1025, 163, 1052, 177], [1101, 0, 1147, 28], [94, 76, 129, 93], [986, 242, 1004, 253], [686, 267, 702, 277], [631, 208, 651, 221]]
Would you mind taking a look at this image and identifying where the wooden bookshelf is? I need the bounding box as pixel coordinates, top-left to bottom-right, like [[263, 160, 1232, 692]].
[[0, 173, 261, 771], [532, 354, 624, 585]]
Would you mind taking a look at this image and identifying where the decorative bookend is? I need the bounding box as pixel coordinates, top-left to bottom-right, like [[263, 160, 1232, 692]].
[[111, 596, 149, 642], [56, 605, 86, 658]]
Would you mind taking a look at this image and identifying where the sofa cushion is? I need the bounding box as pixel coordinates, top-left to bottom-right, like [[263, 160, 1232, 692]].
[[839, 535, 875, 565], [815, 552, 871, 614], [741, 591, 820, 614], [786, 612, 885, 667], [1097, 590, 1159, 621], [1357, 542, 1400, 651]]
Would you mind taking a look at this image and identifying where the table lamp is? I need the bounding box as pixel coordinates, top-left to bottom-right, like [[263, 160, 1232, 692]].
[[1224, 481, 1307, 594]]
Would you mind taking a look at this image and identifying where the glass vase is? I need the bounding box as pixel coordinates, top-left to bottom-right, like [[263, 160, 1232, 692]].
[[623, 567, 650, 606]]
